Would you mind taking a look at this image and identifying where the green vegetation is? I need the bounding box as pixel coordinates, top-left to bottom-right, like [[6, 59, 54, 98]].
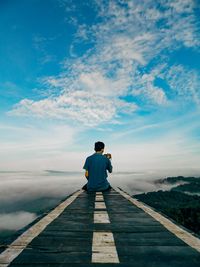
[[134, 176, 200, 236], [171, 182, 200, 194], [162, 176, 200, 184]]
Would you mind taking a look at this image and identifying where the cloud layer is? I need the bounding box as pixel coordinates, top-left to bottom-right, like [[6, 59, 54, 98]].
[[0, 211, 37, 231]]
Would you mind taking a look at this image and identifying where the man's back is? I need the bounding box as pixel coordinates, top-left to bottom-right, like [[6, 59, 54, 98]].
[[83, 152, 112, 191]]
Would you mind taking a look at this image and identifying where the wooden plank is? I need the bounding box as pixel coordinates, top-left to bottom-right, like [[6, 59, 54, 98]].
[[1, 187, 200, 266], [115, 187, 200, 253], [0, 190, 83, 266]]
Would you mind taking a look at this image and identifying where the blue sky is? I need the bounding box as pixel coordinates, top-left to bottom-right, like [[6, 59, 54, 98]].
[[0, 0, 200, 172]]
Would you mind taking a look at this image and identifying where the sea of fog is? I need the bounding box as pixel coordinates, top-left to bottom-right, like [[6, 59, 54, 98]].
[[0, 169, 199, 243]]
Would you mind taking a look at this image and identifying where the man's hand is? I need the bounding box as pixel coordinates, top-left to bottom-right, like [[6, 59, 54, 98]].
[[104, 153, 112, 160], [107, 153, 112, 159], [85, 170, 89, 179]]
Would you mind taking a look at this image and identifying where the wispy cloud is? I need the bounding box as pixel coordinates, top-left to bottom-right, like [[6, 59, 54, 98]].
[[0, 82, 23, 98], [8, 0, 200, 126], [0, 122, 85, 170], [8, 91, 137, 126], [0, 123, 77, 152], [163, 64, 200, 105], [32, 34, 58, 65], [110, 134, 200, 172]]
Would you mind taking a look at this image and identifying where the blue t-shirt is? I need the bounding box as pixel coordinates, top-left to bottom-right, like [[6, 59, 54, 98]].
[[83, 153, 112, 191]]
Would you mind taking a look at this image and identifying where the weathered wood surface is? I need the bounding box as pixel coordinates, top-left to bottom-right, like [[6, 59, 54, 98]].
[[0, 188, 200, 267]]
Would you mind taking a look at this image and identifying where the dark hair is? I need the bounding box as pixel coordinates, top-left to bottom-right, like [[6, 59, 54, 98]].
[[94, 141, 105, 152]]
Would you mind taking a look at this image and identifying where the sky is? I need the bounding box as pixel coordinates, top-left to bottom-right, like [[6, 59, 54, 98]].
[[0, 0, 200, 173]]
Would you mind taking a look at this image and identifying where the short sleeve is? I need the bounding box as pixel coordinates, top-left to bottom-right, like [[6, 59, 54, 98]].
[[83, 157, 89, 170]]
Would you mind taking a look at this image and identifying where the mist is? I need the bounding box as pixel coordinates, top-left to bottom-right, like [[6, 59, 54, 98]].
[[0, 170, 84, 242], [0, 169, 199, 242], [0, 211, 37, 231]]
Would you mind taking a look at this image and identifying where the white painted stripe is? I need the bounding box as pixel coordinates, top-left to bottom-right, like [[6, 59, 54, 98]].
[[115, 187, 200, 253], [95, 202, 106, 209], [95, 195, 104, 201], [96, 192, 103, 196], [0, 190, 83, 266], [92, 231, 119, 263], [94, 211, 110, 223]]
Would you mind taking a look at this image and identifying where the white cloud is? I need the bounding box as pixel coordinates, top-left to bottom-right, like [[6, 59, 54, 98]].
[[110, 134, 200, 172], [105, 110, 200, 173], [0, 122, 83, 171], [1, 0, 200, 175], [0, 212, 37, 230], [163, 65, 200, 105], [98, 34, 154, 65], [79, 71, 130, 97], [94, 0, 199, 57], [8, 88, 137, 126], [8, 0, 200, 126], [165, 0, 195, 14], [132, 73, 168, 105]]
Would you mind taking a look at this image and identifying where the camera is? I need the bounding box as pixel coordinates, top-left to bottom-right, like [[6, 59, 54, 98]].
[[104, 153, 112, 159]]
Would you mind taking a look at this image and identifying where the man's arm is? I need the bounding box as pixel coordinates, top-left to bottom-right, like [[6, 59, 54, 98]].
[[107, 158, 113, 173], [85, 170, 89, 179], [83, 157, 89, 179]]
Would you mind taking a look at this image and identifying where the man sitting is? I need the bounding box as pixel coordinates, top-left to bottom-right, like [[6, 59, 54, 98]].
[[82, 141, 112, 192]]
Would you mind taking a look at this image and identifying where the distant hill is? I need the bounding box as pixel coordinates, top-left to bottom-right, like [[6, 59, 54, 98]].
[[134, 176, 200, 237], [156, 176, 200, 184], [155, 176, 200, 194]]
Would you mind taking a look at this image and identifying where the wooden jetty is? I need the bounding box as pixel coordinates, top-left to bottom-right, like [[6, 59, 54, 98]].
[[0, 187, 200, 266]]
